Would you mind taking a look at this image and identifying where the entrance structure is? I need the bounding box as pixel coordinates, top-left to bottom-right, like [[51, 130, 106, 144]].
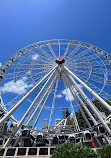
[[0, 39, 111, 148]]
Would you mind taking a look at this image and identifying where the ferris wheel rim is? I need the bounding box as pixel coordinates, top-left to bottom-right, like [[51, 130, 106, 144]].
[[0, 39, 111, 125]]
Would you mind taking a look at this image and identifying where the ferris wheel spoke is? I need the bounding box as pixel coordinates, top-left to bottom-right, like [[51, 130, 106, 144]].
[[4, 90, 37, 111], [4, 66, 54, 79], [67, 59, 105, 68], [74, 72, 107, 96], [84, 80, 111, 99], [58, 41, 61, 56], [30, 48, 54, 63], [68, 54, 99, 66], [66, 48, 90, 64], [17, 53, 54, 65], [63, 42, 71, 58], [86, 54, 103, 62], [1, 76, 46, 94], [91, 67, 108, 74], [65, 45, 81, 62], [66, 58, 89, 67], [2, 88, 40, 111], [38, 47, 55, 61], [9, 63, 54, 67], [74, 70, 107, 85], [68, 64, 91, 70], [29, 69, 52, 78], [8, 67, 52, 72], [70, 67, 91, 75], [47, 44, 57, 59], [1, 70, 50, 94], [72, 48, 90, 60], [67, 53, 101, 67]]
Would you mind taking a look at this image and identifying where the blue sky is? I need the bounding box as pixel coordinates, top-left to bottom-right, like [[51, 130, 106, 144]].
[[0, 0, 111, 64], [0, 0, 111, 129]]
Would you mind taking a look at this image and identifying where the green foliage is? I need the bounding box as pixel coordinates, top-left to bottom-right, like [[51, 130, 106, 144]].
[[75, 108, 93, 128], [51, 143, 97, 158], [66, 117, 75, 126], [97, 145, 111, 158], [68, 99, 111, 129], [92, 99, 110, 116]]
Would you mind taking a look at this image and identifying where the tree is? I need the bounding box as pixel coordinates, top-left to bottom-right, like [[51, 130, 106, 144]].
[[66, 99, 111, 128], [97, 144, 111, 158], [92, 99, 110, 116], [51, 143, 97, 158]]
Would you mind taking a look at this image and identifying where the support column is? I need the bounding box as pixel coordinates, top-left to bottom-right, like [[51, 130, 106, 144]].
[[48, 79, 59, 130], [62, 74, 80, 131], [64, 66, 111, 112], [0, 66, 57, 126], [3, 70, 57, 147], [63, 73, 96, 127], [27, 75, 58, 128], [67, 73, 111, 135]]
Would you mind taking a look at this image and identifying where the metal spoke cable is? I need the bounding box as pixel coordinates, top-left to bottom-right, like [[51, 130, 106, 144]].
[[66, 48, 90, 64], [65, 46, 81, 62], [39, 47, 54, 62], [63, 42, 71, 58], [47, 43, 57, 59]]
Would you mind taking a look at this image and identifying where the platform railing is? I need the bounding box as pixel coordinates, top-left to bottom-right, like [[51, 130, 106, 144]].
[[0, 146, 56, 157]]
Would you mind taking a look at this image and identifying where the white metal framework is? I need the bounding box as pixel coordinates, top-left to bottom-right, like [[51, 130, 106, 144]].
[[0, 39, 111, 147]]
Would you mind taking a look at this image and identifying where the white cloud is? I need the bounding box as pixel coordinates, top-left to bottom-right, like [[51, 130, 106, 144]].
[[32, 54, 39, 60], [62, 84, 83, 102], [1, 76, 33, 94], [26, 70, 31, 75], [56, 94, 63, 98], [62, 88, 74, 101], [0, 62, 2, 67]]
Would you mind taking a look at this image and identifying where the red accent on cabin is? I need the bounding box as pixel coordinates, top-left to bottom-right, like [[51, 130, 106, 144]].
[[91, 141, 96, 148]]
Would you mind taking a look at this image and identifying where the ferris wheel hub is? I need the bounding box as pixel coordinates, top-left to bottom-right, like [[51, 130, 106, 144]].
[[55, 56, 65, 64]]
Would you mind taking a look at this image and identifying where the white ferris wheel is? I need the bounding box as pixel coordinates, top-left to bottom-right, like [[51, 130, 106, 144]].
[[0, 39, 111, 147]]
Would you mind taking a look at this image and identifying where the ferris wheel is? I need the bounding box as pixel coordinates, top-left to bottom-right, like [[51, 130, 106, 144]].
[[0, 39, 111, 147]]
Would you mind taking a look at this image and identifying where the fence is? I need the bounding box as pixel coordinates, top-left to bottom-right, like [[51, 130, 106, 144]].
[[0, 147, 56, 158]]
